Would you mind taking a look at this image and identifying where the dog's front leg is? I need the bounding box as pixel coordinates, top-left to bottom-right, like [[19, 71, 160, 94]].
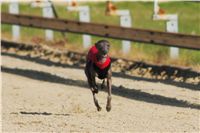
[[91, 74, 102, 111], [90, 66, 102, 111], [85, 62, 98, 93], [106, 69, 112, 112], [92, 92, 102, 111]]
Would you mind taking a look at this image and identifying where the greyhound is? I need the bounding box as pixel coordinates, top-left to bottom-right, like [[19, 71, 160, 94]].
[[84, 40, 112, 112]]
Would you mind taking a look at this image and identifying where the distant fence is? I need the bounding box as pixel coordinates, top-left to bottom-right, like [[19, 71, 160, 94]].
[[1, 12, 200, 50]]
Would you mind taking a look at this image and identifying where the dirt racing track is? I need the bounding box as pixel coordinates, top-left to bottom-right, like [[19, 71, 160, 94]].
[[2, 42, 200, 132]]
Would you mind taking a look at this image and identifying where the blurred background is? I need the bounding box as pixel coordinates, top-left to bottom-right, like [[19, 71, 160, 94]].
[[1, 0, 200, 70]]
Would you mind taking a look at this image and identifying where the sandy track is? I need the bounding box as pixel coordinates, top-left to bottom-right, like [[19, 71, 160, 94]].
[[2, 54, 200, 132]]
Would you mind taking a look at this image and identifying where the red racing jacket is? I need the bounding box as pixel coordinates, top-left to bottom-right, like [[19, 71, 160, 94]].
[[87, 45, 111, 69], [87, 45, 111, 79]]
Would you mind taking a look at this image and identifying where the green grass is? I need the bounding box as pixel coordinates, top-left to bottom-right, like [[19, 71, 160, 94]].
[[1, 1, 200, 66]]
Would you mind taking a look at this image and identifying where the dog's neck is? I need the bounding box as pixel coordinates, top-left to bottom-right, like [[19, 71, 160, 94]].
[[96, 54, 107, 63]]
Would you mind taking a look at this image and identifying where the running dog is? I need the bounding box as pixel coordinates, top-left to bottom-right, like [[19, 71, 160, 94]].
[[85, 40, 112, 112]]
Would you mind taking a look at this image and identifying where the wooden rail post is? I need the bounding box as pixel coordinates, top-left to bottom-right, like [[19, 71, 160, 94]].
[[2, 13, 200, 50]]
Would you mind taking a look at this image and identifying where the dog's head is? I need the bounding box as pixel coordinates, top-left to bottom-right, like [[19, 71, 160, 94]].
[[95, 40, 110, 57]]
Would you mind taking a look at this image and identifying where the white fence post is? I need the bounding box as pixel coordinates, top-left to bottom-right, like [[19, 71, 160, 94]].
[[42, 1, 54, 41], [106, 2, 132, 54], [153, 0, 179, 59], [117, 10, 132, 54], [31, 1, 54, 41], [115, 10, 132, 54], [79, 6, 91, 48], [167, 18, 179, 59], [67, 6, 91, 48], [9, 2, 20, 41]]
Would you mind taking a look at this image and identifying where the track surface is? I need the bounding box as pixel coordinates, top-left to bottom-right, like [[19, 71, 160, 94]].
[[2, 54, 200, 132]]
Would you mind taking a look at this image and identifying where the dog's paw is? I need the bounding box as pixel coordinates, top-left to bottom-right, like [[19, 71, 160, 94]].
[[97, 106, 102, 111], [106, 105, 111, 112]]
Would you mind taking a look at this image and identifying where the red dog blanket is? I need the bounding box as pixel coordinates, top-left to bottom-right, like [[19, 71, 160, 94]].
[[87, 45, 111, 69]]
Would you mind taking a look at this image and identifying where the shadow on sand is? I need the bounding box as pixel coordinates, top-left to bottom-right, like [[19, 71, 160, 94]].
[[2, 66, 200, 110], [2, 52, 200, 91]]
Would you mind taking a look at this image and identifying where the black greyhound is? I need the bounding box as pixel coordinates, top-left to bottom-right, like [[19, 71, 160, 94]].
[[85, 40, 112, 112]]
